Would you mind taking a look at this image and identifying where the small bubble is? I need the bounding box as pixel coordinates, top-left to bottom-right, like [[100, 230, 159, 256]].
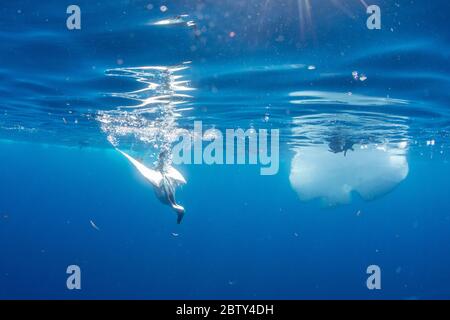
[[229, 31, 236, 38], [398, 141, 408, 149], [160, 5, 168, 12], [307, 65, 316, 70]]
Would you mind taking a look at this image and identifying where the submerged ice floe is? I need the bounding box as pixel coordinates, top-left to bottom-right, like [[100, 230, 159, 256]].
[[289, 112, 410, 205], [289, 143, 409, 205]]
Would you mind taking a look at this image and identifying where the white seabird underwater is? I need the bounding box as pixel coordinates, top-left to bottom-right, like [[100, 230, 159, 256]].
[[117, 149, 187, 224]]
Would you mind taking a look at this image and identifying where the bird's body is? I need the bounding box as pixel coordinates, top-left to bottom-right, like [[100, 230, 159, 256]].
[[117, 149, 186, 223]]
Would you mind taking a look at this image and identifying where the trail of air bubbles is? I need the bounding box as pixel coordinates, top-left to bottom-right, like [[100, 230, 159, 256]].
[[97, 62, 194, 167]]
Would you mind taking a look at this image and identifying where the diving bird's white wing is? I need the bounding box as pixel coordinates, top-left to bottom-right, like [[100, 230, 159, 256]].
[[165, 166, 187, 185], [117, 149, 163, 187]]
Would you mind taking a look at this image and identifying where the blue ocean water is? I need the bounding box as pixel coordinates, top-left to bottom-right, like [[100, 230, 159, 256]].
[[0, 0, 450, 299]]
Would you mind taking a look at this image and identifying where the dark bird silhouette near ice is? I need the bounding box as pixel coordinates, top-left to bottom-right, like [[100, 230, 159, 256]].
[[328, 136, 355, 156]]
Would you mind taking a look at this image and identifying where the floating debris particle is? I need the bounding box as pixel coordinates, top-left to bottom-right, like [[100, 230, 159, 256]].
[[89, 220, 100, 231], [307, 65, 316, 70], [356, 210, 362, 216], [1, 213, 9, 221], [152, 14, 196, 27], [426, 140, 435, 146], [275, 35, 284, 42], [351, 71, 367, 81], [171, 232, 179, 237]]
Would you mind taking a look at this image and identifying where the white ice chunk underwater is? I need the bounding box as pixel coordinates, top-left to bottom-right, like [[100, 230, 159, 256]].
[[289, 143, 409, 205]]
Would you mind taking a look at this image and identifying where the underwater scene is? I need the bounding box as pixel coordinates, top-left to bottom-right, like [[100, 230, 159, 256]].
[[0, 0, 450, 299]]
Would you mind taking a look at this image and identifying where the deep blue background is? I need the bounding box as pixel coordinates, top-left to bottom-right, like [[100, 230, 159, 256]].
[[1, 141, 450, 299]]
